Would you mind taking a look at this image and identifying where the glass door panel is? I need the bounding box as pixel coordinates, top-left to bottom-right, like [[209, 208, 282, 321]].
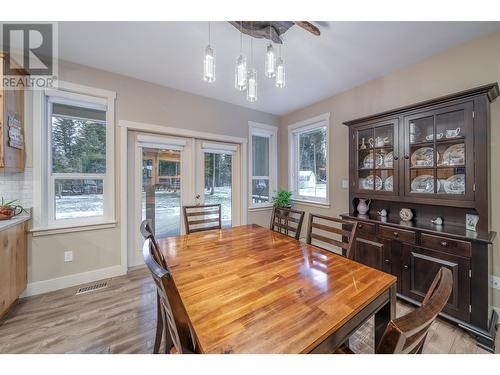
[[204, 152, 232, 228], [356, 121, 397, 194], [142, 148, 181, 239], [405, 103, 472, 199]]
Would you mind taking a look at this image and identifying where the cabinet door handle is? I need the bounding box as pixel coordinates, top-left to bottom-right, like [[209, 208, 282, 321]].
[[384, 259, 390, 264], [358, 224, 363, 229], [404, 155, 410, 160], [393, 155, 399, 160], [393, 231, 399, 237], [440, 241, 449, 247], [403, 265, 409, 270]]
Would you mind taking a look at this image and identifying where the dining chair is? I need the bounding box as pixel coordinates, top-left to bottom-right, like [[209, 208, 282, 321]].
[[143, 236, 199, 354], [269, 206, 305, 240], [336, 267, 453, 354], [183, 204, 222, 234], [306, 214, 358, 259], [140, 220, 169, 354]]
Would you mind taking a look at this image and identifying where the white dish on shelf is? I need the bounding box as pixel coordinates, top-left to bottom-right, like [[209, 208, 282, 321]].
[[384, 175, 394, 192], [361, 174, 383, 190], [384, 151, 394, 168], [441, 143, 465, 166], [411, 147, 439, 167], [443, 174, 465, 194], [363, 153, 384, 169], [411, 174, 440, 193]]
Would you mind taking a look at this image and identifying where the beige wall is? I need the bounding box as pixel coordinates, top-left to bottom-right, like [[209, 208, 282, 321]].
[[279, 30, 500, 310], [28, 61, 277, 286]]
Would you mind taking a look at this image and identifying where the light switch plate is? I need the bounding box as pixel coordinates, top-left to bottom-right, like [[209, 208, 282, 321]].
[[341, 179, 349, 189], [64, 250, 73, 263], [492, 275, 500, 290]]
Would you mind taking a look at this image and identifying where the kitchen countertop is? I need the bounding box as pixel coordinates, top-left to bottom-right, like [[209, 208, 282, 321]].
[[0, 212, 31, 232]]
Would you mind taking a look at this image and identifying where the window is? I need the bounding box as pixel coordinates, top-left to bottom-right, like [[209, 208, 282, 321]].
[[33, 82, 116, 229], [288, 113, 329, 205], [249, 122, 278, 208]]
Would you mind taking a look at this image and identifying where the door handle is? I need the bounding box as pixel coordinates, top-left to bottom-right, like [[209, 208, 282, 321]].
[[393, 231, 399, 237], [403, 264, 409, 270], [384, 259, 390, 264]]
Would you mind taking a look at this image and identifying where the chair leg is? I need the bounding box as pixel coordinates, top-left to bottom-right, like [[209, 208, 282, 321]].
[[153, 293, 163, 354]]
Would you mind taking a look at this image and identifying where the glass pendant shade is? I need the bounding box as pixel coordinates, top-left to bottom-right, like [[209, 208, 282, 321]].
[[275, 57, 285, 88], [235, 54, 247, 91], [203, 45, 216, 83], [265, 43, 276, 78], [246, 68, 257, 102]]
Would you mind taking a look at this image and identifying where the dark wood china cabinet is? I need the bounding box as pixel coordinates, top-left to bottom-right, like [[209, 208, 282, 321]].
[[342, 83, 499, 352]]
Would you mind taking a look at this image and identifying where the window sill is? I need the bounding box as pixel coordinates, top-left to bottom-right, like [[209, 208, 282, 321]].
[[30, 220, 118, 237], [291, 199, 331, 209], [248, 205, 274, 212]]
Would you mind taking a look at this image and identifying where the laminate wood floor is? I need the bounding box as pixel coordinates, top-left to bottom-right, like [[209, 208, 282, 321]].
[[0, 267, 497, 354]]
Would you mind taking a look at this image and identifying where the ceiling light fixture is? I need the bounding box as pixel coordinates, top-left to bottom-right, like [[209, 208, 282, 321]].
[[235, 22, 247, 91], [203, 21, 216, 83], [265, 25, 276, 78], [275, 44, 285, 88], [246, 34, 257, 102]]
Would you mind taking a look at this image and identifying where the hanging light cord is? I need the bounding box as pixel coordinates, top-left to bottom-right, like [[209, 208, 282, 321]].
[[208, 21, 211, 45]]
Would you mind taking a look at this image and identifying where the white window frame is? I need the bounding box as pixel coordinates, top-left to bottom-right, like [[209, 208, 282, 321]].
[[248, 122, 278, 209], [288, 113, 330, 206], [32, 81, 116, 231]]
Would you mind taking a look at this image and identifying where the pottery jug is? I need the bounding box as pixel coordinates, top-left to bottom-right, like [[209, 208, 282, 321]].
[[357, 199, 371, 215]]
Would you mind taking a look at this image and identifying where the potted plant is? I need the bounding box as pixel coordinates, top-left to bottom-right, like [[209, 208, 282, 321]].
[[271, 189, 293, 208], [0, 198, 27, 220]]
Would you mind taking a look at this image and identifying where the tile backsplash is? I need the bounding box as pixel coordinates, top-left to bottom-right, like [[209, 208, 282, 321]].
[[0, 168, 33, 207]]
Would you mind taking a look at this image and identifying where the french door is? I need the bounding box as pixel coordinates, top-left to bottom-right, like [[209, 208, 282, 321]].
[[128, 133, 242, 267]]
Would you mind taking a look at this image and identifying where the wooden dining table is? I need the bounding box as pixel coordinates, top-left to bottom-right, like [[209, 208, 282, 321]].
[[159, 224, 397, 354]]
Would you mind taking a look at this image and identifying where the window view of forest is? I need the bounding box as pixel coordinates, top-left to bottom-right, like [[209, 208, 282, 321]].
[[298, 127, 327, 198], [51, 105, 107, 220]]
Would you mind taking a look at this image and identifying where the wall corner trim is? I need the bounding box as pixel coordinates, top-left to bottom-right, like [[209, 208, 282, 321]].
[[22, 265, 124, 298]]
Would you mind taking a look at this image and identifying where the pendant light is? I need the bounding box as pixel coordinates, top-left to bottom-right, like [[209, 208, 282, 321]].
[[246, 34, 257, 102], [265, 25, 276, 78], [203, 21, 216, 83], [275, 44, 286, 88], [235, 22, 247, 91]]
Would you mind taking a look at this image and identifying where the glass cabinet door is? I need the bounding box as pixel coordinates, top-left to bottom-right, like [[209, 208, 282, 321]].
[[356, 120, 398, 195], [404, 102, 473, 200]]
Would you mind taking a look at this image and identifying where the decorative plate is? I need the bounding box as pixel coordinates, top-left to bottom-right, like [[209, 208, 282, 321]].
[[358, 178, 368, 190], [363, 153, 383, 169], [441, 143, 465, 166], [384, 151, 394, 168], [411, 174, 440, 193], [384, 175, 394, 192], [364, 174, 383, 190], [411, 147, 438, 167], [443, 174, 465, 194], [362, 153, 373, 169]]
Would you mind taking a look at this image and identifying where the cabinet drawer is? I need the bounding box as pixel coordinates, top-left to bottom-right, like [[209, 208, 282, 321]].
[[379, 225, 416, 244], [421, 233, 471, 258], [355, 222, 376, 238]]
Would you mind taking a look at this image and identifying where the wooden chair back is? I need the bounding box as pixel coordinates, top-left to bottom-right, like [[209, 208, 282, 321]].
[[376, 267, 453, 354], [270, 206, 305, 240], [140, 219, 166, 267], [183, 204, 222, 234], [143, 238, 198, 354], [306, 214, 358, 259]]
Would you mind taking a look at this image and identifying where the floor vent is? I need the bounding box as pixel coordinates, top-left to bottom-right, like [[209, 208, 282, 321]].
[[76, 281, 109, 295]]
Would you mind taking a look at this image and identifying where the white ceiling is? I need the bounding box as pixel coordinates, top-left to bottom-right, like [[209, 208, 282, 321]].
[[58, 21, 500, 115]]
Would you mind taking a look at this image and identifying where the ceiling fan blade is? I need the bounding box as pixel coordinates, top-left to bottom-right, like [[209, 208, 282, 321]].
[[295, 21, 320, 36]]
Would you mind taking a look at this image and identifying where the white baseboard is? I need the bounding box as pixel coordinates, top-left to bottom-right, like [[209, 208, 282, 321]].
[[22, 265, 125, 297]]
